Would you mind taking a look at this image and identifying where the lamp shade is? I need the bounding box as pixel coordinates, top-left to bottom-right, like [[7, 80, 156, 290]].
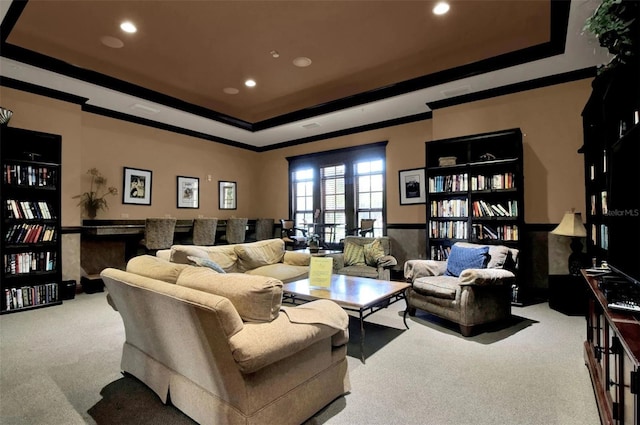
[[551, 211, 587, 237]]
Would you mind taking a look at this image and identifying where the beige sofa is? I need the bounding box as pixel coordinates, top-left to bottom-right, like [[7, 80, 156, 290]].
[[404, 242, 518, 336], [157, 238, 310, 283], [101, 255, 350, 425]]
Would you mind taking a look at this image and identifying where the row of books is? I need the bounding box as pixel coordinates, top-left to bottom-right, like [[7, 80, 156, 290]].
[[472, 200, 518, 217], [470, 173, 515, 191], [429, 220, 468, 239], [5, 199, 56, 219], [430, 199, 468, 218], [3, 283, 58, 311], [4, 223, 57, 244], [429, 174, 468, 193], [430, 245, 451, 261], [472, 224, 519, 241], [4, 251, 57, 275], [3, 164, 57, 187]]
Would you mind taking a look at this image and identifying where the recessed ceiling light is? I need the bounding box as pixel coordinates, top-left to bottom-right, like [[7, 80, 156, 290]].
[[292, 57, 312, 68], [223, 87, 239, 95], [245, 79, 256, 87], [270, 50, 280, 58], [120, 21, 137, 33], [433, 2, 450, 15], [100, 35, 124, 48]]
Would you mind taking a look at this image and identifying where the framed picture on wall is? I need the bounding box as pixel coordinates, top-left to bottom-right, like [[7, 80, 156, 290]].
[[219, 181, 237, 210], [177, 176, 199, 208], [123, 167, 152, 205], [399, 168, 426, 205]]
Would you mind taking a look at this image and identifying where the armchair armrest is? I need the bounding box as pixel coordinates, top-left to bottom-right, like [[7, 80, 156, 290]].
[[326, 253, 345, 272], [378, 255, 397, 268], [404, 259, 447, 281], [458, 268, 516, 286]]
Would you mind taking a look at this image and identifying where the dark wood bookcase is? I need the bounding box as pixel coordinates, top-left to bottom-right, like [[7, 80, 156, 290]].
[[425, 128, 525, 304], [1, 127, 62, 313]]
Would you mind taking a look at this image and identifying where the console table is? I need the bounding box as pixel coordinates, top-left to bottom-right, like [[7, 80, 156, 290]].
[[582, 270, 639, 425]]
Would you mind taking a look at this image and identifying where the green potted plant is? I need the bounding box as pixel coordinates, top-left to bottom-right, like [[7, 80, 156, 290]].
[[584, 0, 637, 71], [73, 168, 118, 219], [307, 233, 321, 253]]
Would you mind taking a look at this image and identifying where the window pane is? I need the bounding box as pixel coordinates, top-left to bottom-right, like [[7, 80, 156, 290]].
[[371, 192, 383, 208], [359, 175, 370, 192], [371, 174, 383, 191]]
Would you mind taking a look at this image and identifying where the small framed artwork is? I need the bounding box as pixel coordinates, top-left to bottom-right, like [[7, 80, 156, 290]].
[[219, 180, 237, 210], [399, 168, 426, 205], [123, 167, 152, 205], [177, 176, 199, 209]]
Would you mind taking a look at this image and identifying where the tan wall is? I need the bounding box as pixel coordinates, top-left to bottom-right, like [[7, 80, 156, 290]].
[[1, 78, 592, 228], [432, 79, 592, 223]]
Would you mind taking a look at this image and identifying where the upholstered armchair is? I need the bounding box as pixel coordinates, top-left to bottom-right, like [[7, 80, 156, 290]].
[[327, 236, 397, 280], [404, 242, 518, 337]]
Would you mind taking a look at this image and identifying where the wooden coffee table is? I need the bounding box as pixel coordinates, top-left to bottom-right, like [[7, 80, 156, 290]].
[[282, 275, 410, 363]]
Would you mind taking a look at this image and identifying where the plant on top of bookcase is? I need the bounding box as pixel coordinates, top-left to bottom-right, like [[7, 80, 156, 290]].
[[583, 0, 637, 72], [73, 168, 118, 219]]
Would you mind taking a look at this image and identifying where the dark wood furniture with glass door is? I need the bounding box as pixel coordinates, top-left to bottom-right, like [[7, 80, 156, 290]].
[[1, 127, 62, 313], [425, 128, 524, 304], [582, 271, 639, 425]]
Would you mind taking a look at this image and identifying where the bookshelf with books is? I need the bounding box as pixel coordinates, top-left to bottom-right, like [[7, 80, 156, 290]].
[[1, 127, 62, 313], [425, 128, 524, 303]]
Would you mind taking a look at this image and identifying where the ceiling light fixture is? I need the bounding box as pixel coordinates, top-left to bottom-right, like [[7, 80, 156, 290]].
[[244, 79, 256, 88], [270, 50, 280, 58], [223, 87, 239, 95], [292, 57, 312, 68], [120, 21, 137, 33], [433, 2, 450, 15]]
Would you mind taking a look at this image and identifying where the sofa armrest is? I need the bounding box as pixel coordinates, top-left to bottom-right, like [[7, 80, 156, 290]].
[[404, 259, 447, 281], [283, 250, 311, 266], [228, 299, 349, 374], [458, 268, 516, 286]]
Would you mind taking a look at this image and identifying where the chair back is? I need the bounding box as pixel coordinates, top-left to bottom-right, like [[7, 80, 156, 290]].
[[344, 235, 391, 255], [193, 218, 218, 245], [359, 219, 376, 237], [144, 218, 177, 250], [255, 218, 274, 240], [225, 217, 248, 244]]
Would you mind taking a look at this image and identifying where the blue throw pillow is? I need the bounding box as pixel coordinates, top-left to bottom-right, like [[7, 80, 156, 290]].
[[445, 245, 489, 277], [187, 256, 226, 274]]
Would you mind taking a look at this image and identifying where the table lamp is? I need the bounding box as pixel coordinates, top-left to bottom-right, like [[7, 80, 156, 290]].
[[551, 210, 587, 276]]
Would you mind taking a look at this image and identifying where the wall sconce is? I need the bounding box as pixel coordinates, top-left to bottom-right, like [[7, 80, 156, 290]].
[[551, 210, 587, 276]]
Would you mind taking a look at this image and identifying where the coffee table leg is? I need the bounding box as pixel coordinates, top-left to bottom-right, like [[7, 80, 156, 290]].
[[359, 309, 366, 364], [402, 294, 409, 329]]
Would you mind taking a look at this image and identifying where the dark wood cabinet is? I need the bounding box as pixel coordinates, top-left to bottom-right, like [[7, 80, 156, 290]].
[[1, 127, 62, 313], [582, 271, 639, 425], [425, 128, 525, 304]]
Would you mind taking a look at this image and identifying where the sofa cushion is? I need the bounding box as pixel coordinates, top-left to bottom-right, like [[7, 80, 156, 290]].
[[363, 238, 385, 266], [337, 265, 379, 279], [126, 255, 190, 284], [445, 244, 489, 277], [169, 245, 210, 264], [235, 238, 285, 272], [283, 251, 311, 266], [176, 267, 283, 322], [344, 242, 365, 266], [202, 245, 239, 272], [413, 275, 460, 299], [246, 263, 309, 283], [188, 255, 226, 273]]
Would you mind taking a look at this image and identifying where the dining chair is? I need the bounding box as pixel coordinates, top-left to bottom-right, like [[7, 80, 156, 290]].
[[224, 217, 248, 244], [141, 218, 177, 254], [193, 217, 218, 246]]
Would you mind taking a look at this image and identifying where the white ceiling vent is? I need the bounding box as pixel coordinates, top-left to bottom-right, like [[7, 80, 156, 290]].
[[441, 85, 471, 98], [130, 103, 160, 115], [302, 122, 320, 129]]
